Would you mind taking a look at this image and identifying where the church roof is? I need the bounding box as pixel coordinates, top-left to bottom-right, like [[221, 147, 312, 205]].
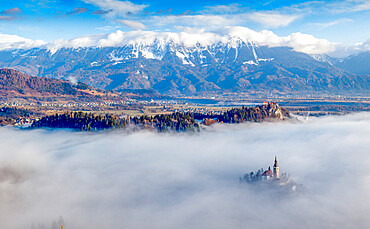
[[262, 170, 273, 176]]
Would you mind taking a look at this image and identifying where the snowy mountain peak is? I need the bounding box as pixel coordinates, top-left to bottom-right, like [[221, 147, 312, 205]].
[[31, 30, 269, 65], [0, 26, 346, 58]]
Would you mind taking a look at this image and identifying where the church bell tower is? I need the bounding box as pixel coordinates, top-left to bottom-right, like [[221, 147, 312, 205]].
[[273, 156, 280, 179]]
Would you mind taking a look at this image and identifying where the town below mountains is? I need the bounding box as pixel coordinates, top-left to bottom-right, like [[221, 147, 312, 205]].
[[0, 37, 369, 96], [0, 67, 368, 129], [0, 67, 293, 132]]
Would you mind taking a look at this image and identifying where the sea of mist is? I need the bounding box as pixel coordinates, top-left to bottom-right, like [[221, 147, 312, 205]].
[[0, 112, 369, 229]]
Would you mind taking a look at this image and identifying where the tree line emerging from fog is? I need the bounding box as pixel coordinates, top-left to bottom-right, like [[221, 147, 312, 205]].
[[0, 106, 41, 125], [194, 102, 290, 124], [30, 111, 200, 132], [31, 112, 127, 131], [30, 102, 290, 132]]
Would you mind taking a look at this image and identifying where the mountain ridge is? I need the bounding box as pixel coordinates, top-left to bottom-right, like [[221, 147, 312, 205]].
[[0, 39, 369, 96], [333, 51, 370, 75]]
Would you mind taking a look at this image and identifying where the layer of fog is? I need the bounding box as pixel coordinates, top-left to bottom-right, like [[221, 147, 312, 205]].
[[0, 113, 369, 229]]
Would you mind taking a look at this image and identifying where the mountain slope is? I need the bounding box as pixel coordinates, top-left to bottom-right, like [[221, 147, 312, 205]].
[[334, 51, 370, 75], [0, 68, 93, 97]]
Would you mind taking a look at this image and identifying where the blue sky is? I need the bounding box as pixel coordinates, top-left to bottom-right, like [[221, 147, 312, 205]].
[[0, 0, 369, 45]]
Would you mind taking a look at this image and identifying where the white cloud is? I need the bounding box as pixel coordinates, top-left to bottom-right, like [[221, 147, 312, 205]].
[[309, 18, 353, 29], [0, 33, 45, 50], [82, 0, 148, 17], [93, 30, 222, 48], [216, 26, 282, 45], [67, 76, 78, 85], [0, 15, 14, 20], [328, 0, 370, 13], [117, 19, 147, 30], [216, 26, 337, 54], [147, 14, 236, 29], [324, 38, 370, 58], [45, 34, 106, 54], [247, 12, 301, 28], [357, 38, 370, 49], [351, 0, 370, 11], [202, 4, 242, 14], [144, 10, 300, 30], [95, 25, 121, 31], [348, 38, 370, 54], [0, 113, 370, 228], [282, 32, 337, 54]]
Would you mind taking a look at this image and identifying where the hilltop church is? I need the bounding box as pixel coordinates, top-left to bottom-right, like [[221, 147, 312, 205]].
[[240, 157, 298, 192], [261, 156, 280, 180]]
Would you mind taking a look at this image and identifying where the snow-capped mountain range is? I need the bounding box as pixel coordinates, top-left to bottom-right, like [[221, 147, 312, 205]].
[[0, 29, 369, 96]]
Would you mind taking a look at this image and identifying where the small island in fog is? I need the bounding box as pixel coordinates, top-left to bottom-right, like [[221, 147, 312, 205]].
[[240, 157, 300, 193]]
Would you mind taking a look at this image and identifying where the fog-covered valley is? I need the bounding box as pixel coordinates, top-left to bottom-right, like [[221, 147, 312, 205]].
[[0, 113, 369, 229]]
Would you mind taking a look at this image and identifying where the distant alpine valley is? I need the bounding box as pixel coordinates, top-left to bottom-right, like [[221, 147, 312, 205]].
[[0, 68, 368, 128]]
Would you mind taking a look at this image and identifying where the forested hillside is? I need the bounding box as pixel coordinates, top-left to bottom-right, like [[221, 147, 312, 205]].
[[30, 102, 290, 132]]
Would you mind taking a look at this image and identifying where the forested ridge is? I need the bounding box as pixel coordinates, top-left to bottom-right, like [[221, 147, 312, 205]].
[[132, 112, 200, 132], [31, 112, 127, 131], [30, 102, 290, 132], [194, 102, 290, 123]]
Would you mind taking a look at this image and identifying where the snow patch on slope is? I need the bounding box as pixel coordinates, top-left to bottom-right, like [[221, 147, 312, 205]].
[[243, 58, 274, 65], [243, 60, 258, 65], [258, 58, 274, 62], [310, 54, 334, 65], [176, 51, 191, 65], [109, 52, 124, 61]]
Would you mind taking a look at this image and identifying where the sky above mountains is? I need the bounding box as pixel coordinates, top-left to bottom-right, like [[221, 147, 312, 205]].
[[0, 0, 369, 56]]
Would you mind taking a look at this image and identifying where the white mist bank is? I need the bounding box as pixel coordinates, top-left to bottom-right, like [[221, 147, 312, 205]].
[[0, 113, 369, 229]]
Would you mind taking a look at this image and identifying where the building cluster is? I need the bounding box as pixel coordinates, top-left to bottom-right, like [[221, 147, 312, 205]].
[[262, 101, 279, 106], [240, 157, 298, 192]]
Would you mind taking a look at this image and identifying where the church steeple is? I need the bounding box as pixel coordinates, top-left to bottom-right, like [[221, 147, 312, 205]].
[[273, 156, 280, 179]]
